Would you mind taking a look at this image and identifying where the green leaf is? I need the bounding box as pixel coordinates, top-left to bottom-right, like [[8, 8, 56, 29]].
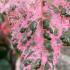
[[43, 19, 50, 29], [31, 59, 41, 69], [59, 6, 70, 17], [47, 52, 53, 62], [35, 59, 41, 69], [44, 33, 51, 40], [44, 40, 53, 51], [0, 13, 4, 23], [61, 8, 66, 15], [49, 27, 54, 34], [24, 59, 33, 66], [30, 41, 36, 46], [53, 28, 58, 35], [22, 34, 28, 44], [64, 13, 70, 17], [49, 27, 58, 35], [30, 21, 37, 32], [44, 40, 51, 48], [20, 28, 26, 33], [60, 29, 70, 46], [51, 5, 60, 13], [44, 62, 50, 70], [16, 49, 21, 57]]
